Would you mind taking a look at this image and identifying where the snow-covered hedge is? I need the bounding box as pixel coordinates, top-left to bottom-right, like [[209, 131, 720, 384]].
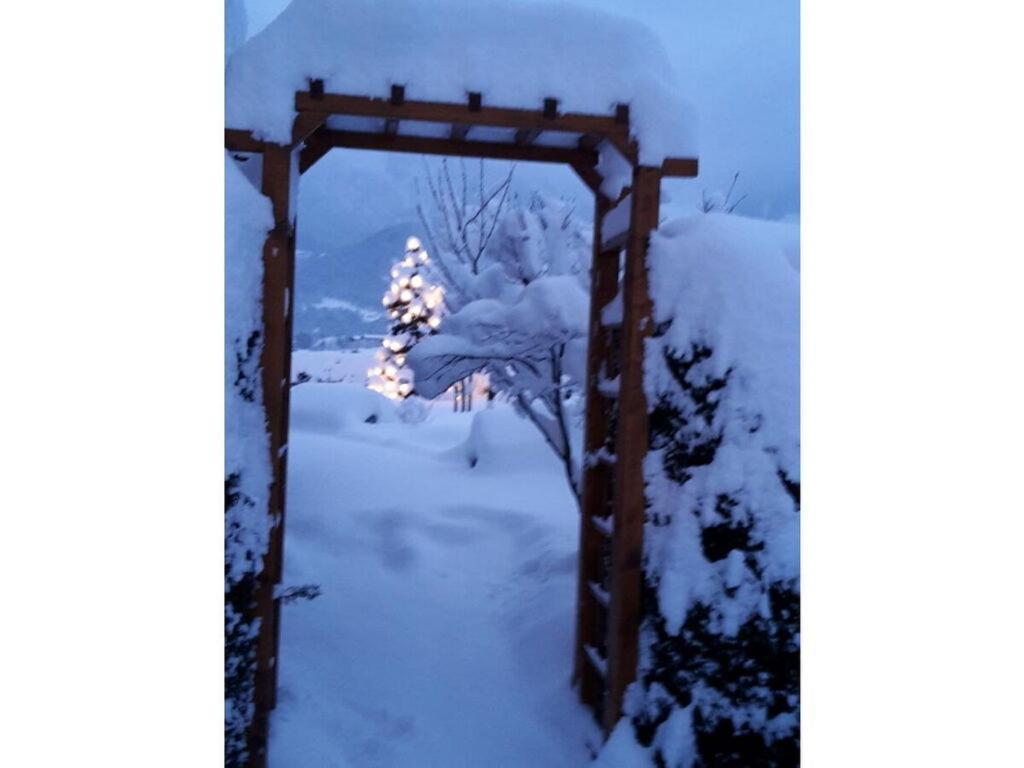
[[604, 214, 800, 766], [224, 155, 273, 766]]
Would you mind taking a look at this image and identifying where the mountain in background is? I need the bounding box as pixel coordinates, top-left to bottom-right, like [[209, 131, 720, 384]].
[[293, 220, 421, 349]]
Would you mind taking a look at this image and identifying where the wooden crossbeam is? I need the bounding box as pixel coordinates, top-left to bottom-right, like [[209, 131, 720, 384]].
[[230, 92, 699, 180], [304, 128, 599, 168], [570, 161, 607, 200], [292, 111, 328, 145], [225, 129, 266, 153], [294, 91, 629, 139], [514, 127, 542, 145], [661, 157, 700, 178], [298, 137, 331, 175]]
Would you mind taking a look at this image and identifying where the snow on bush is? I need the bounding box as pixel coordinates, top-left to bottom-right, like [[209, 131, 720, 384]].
[[226, 0, 697, 165], [224, 154, 273, 766], [617, 213, 800, 766], [409, 194, 591, 504]]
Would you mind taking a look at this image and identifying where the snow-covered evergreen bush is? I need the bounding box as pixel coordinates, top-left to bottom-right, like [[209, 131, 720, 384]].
[[610, 213, 800, 766], [225, 155, 273, 766]]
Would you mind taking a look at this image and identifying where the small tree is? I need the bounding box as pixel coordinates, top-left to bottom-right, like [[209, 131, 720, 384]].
[[367, 237, 444, 400], [409, 192, 591, 507]]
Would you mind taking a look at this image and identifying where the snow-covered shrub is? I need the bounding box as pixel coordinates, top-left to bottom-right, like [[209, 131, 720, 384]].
[[409, 193, 591, 504], [617, 213, 800, 766], [224, 155, 273, 766]]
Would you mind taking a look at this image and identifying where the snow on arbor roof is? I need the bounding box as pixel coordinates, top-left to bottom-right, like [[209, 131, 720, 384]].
[[226, 0, 697, 165]]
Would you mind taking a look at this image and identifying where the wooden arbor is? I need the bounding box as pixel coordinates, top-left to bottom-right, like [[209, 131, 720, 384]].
[[226, 83, 697, 765]]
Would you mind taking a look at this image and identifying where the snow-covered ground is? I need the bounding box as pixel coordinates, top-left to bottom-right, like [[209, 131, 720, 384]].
[[269, 377, 600, 766]]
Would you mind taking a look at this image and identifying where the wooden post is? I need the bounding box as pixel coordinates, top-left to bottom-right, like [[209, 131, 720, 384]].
[[574, 195, 619, 708], [602, 165, 660, 733], [250, 144, 297, 765]]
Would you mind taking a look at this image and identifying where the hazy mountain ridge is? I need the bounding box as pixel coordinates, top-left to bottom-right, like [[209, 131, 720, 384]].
[[293, 220, 422, 348]]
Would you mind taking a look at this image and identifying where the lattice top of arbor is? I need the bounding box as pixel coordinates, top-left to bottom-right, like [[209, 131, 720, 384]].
[[226, 0, 699, 195]]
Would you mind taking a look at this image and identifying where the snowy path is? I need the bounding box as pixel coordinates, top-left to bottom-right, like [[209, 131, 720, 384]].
[[269, 383, 599, 767]]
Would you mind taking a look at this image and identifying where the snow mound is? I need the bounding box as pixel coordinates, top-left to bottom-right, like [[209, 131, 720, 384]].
[[226, 0, 697, 164], [289, 382, 397, 435], [456, 407, 559, 474]]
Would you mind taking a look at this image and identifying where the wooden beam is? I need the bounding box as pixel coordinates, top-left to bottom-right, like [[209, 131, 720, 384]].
[[292, 111, 328, 145], [660, 157, 700, 178], [298, 136, 331, 175], [225, 129, 264, 153], [514, 127, 542, 145], [574, 193, 621, 713], [603, 165, 661, 735], [294, 91, 629, 140], [312, 128, 599, 166], [570, 161, 607, 201], [251, 144, 298, 765]]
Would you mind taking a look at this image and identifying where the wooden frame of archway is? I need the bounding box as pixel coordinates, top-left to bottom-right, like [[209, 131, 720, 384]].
[[226, 82, 697, 766]]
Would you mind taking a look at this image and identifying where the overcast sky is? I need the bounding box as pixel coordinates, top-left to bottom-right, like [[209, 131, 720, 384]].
[[241, 0, 798, 249]]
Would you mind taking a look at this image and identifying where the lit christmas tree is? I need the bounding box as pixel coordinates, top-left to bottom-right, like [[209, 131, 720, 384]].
[[367, 237, 444, 400]]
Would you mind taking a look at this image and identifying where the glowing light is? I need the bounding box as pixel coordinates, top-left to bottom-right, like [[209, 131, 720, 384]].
[[400, 289, 413, 302], [395, 354, 406, 366], [410, 274, 424, 288], [399, 276, 410, 288], [406, 236, 421, 251], [428, 315, 441, 329], [390, 268, 399, 279]]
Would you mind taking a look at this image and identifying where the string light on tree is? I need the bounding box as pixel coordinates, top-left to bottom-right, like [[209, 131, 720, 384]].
[[367, 237, 445, 399]]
